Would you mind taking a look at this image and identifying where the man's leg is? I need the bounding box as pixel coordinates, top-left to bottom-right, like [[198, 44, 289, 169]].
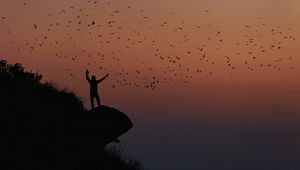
[[95, 94, 101, 107], [90, 95, 95, 109]]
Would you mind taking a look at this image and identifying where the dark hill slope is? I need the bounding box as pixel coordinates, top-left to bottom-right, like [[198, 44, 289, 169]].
[[0, 59, 140, 170]]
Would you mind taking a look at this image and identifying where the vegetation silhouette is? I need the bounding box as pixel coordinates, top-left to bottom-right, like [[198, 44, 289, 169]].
[[85, 69, 109, 109], [0, 59, 141, 170]]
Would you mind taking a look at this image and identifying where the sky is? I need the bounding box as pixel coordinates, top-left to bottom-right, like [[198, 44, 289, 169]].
[[1, 0, 300, 169]]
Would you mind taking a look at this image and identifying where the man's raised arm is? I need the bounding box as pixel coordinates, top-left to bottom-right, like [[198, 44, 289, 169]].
[[86, 70, 91, 82], [97, 74, 109, 83]]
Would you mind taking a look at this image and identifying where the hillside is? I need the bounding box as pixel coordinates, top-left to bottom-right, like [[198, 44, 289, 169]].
[[0, 59, 142, 170]]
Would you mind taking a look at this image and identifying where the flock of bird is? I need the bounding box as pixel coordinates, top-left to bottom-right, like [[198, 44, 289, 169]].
[[0, 0, 297, 90]]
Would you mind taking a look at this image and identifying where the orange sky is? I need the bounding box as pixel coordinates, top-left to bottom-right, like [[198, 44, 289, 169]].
[[1, 0, 300, 122]]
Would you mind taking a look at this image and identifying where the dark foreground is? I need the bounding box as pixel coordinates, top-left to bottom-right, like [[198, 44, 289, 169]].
[[0, 59, 142, 170]]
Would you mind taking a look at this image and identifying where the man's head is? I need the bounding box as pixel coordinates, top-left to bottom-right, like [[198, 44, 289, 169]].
[[92, 75, 96, 80]]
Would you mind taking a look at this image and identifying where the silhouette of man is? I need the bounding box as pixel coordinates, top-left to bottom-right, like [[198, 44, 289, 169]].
[[86, 69, 109, 109]]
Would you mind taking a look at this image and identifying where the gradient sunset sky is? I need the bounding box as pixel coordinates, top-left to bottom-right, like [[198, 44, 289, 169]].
[[1, 0, 299, 118], [1, 0, 300, 169]]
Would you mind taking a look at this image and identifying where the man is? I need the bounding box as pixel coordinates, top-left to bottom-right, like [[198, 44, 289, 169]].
[[86, 69, 109, 109]]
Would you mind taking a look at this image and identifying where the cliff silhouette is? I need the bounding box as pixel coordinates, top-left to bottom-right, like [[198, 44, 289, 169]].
[[0, 59, 141, 170]]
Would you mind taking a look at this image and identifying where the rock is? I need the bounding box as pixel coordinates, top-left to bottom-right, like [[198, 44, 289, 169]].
[[70, 106, 134, 148]]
